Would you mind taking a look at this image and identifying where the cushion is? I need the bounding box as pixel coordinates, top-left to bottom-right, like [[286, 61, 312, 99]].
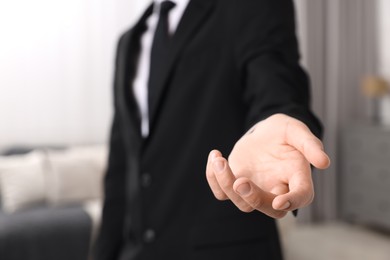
[[82, 199, 103, 244], [45, 145, 107, 206], [0, 151, 47, 213]]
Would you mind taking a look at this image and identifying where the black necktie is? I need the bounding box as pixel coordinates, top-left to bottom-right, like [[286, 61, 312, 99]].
[[148, 1, 176, 118]]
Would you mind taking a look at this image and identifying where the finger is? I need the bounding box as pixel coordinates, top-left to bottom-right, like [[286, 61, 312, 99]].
[[286, 120, 330, 169], [213, 157, 254, 212], [270, 183, 289, 196], [233, 178, 287, 218], [272, 171, 314, 211], [205, 150, 228, 200]]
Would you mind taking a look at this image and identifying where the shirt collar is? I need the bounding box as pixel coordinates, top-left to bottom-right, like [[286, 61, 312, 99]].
[[154, 0, 190, 12]]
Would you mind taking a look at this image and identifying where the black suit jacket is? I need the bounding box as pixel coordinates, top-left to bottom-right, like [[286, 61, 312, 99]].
[[95, 0, 322, 259]]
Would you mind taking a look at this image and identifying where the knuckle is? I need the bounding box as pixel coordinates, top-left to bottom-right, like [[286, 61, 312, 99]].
[[219, 178, 233, 190], [303, 189, 315, 206], [273, 211, 287, 219], [249, 196, 264, 210], [239, 204, 254, 213], [215, 192, 228, 201], [235, 200, 254, 213]]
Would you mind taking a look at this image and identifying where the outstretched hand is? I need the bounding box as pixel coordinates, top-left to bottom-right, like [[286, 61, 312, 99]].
[[206, 114, 330, 218]]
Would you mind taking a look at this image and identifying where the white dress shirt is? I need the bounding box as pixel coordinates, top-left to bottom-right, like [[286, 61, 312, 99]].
[[132, 0, 190, 137]]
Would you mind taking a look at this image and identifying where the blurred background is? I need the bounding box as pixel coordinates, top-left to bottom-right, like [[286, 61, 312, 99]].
[[1, 0, 390, 259]]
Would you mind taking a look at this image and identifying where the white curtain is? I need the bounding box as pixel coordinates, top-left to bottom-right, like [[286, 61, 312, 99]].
[[0, 0, 150, 149], [378, 0, 390, 78], [295, 0, 380, 222]]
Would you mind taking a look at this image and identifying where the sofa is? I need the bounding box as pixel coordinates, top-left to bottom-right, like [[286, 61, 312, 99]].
[[0, 145, 107, 260]]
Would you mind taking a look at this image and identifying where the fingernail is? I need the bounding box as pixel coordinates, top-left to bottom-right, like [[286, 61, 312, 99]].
[[236, 183, 251, 196], [213, 160, 225, 173], [280, 201, 291, 210]]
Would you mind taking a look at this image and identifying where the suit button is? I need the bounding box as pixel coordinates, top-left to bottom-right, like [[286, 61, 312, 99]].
[[141, 173, 152, 187], [143, 229, 155, 243]]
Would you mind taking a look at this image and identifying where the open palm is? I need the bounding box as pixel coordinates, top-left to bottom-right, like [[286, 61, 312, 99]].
[[206, 114, 330, 218]]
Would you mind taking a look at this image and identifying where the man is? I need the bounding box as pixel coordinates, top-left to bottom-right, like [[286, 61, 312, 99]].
[[94, 0, 330, 259]]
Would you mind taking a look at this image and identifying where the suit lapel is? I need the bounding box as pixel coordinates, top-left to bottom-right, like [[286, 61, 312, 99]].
[[148, 0, 215, 130], [116, 5, 154, 239], [117, 4, 153, 141]]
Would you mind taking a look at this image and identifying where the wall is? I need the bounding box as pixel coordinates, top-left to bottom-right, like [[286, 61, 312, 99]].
[[0, 0, 149, 149], [0, 0, 310, 150]]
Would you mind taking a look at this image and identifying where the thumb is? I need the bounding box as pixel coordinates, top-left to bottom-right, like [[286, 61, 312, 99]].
[[302, 139, 330, 169], [286, 120, 330, 169], [272, 171, 315, 211]]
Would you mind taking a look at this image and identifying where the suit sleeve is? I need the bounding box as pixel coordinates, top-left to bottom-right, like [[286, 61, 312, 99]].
[[233, 0, 323, 138], [93, 35, 127, 260]]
